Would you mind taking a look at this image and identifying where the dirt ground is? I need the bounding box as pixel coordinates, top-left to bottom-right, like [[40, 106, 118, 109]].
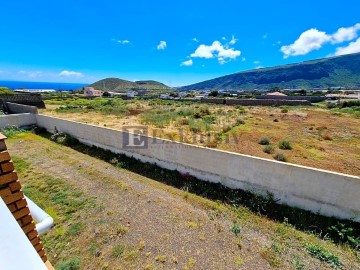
[[7, 133, 360, 269], [41, 104, 360, 176]]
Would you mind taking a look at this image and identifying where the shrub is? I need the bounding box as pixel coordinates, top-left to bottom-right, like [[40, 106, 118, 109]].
[[205, 140, 218, 148], [341, 100, 360, 108], [281, 109, 288, 113], [189, 120, 202, 133], [51, 132, 79, 147], [1, 126, 28, 138], [203, 115, 217, 124], [279, 140, 292, 150], [177, 118, 189, 125], [237, 106, 246, 115], [231, 224, 241, 235], [274, 153, 287, 162], [68, 222, 84, 236], [193, 105, 211, 118], [263, 145, 275, 154], [258, 137, 271, 145], [112, 244, 124, 258], [306, 244, 341, 268], [222, 125, 232, 133], [327, 102, 338, 109], [200, 105, 210, 115], [58, 258, 81, 270], [236, 118, 245, 125], [322, 132, 333, 140], [273, 118, 279, 122]]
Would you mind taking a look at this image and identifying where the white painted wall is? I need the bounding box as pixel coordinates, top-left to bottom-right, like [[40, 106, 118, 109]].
[[34, 114, 360, 222], [0, 114, 37, 129]]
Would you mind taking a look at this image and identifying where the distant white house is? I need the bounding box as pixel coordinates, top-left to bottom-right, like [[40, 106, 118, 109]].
[[160, 94, 171, 99], [127, 91, 137, 98], [14, 89, 56, 93], [266, 91, 287, 97], [178, 92, 187, 98]]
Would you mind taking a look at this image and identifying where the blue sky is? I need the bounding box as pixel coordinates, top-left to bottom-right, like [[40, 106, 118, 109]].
[[0, 0, 359, 86]]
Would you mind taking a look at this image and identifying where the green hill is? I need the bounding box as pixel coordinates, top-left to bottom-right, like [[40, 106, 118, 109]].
[[88, 78, 171, 92], [180, 53, 360, 90]]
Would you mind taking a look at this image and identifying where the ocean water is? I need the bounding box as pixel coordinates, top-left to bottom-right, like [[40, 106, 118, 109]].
[[0, 80, 88, 91]]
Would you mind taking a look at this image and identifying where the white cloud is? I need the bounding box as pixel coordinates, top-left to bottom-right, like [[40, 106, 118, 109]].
[[281, 28, 331, 58], [253, 60, 260, 64], [190, 40, 241, 64], [229, 35, 238, 45], [281, 23, 360, 58], [334, 37, 360, 56], [331, 23, 360, 44], [192, 38, 199, 43], [117, 39, 130, 44], [157, 41, 167, 50], [59, 70, 83, 77], [181, 59, 193, 66]]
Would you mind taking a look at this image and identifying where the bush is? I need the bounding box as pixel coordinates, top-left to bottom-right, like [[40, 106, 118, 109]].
[[322, 132, 333, 140], [236, 118, 245, 125], [58, 258, 81, 270], [279, 140, 292, 150], [258, 137, 271, 145], [51, 132, 79, 146], [281, 109, 288, 113], [203, 115, 217, 124], [177, 118, 189, 125], [222, 125, 232, 133], [200, 105, 210, 115], [274, 153, 287, 162], [263, 145, 275, 154], [341, 100, 360, 108], [327, 102, 338, 109], [112, 244, 124, 258], [1, 126, 28, 138], [236, 106, 246, 115], [273, 118, 279, 122], [189, 120, 202, 133], [306, 245, 341, 268], [193, 106, 211, 119]]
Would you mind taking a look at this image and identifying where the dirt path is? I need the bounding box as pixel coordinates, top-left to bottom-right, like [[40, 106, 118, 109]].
[[7, 134, 360, 270]]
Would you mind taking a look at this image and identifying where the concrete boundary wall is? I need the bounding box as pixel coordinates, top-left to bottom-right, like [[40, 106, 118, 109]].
[[34, 114, 360, 222], [5, 102, 38, 114], [0, 114, 37, 129]]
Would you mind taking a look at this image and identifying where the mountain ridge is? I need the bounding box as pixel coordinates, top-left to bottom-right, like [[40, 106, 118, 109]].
[[179, 53, 360, 90]]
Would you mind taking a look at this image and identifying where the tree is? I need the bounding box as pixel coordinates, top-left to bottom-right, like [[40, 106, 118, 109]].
[[209, 90, 218, 97]]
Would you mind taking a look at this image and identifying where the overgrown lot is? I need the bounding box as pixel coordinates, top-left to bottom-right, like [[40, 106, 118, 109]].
[[42, 98, 360, 176]]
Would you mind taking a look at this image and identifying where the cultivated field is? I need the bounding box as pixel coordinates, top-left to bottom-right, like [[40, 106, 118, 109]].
[[41, 98, 360, 176], [6, 132, 360, 269]]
